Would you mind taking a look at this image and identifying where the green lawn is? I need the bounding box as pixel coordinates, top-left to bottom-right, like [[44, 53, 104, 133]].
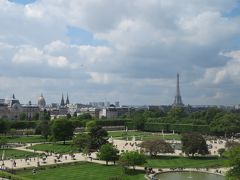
[[29, 143, 78, 154], [16, 162, 145, 180], [6, 136, 46, 143], [0, 149, 37, 159], [108, 131, 181, 141], [146, 156, 227, 168]]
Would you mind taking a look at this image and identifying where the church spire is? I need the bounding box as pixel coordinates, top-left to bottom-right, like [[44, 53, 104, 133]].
[[60, 93, 65, 106], [173, 73, 184, 107], [66, 93, 70, 105], [12, 94, 15, 99]]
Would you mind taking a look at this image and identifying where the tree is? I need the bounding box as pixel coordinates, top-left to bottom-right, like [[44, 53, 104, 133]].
[[73, 112, 77, 117], [38, 120, 50, 140], [51, 118, 74, 144], [210, 113, 240, 136], [89, 126, 108, 150], [85, 120, 96, 132], [32, 112, 39, 120], [205, 107, 222, 123], [143, 109, 166, 119], [66, 113, 71, 119], [82, 146, 90, 159], [9, 128, 17, 137], [97, 144, 119, 165], [132, 113, 145, 131], [43, 109, 50, 121], [19, 112, 26, 121], [225, 145, 240, 179], [0, 137, 8, 149], [119, 151, 146, 170], [0, 120, 10, 135], [181, 133, 209, 156], [218, 148, 225, 157], [140, 139, 174, 156], [73, 133, 91, 151], [168, 107, 187, 121], [225, 141, 240, 150], [78, 113, 92, 120]]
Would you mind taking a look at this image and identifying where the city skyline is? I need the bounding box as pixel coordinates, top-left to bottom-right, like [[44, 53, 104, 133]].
[[0, 0, 240, 105]]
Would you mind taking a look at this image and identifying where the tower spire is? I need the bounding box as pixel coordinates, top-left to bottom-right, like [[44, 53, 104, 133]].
[[60, 93, 65, 106], [66, 93, 69, 105], [173, 73, 184, 106]]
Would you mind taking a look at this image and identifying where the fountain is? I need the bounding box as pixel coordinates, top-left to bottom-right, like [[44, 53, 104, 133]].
[[155, 171, 224, 180]]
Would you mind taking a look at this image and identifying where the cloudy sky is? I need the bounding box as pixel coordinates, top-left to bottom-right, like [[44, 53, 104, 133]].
[[0, 0, 240, 105]]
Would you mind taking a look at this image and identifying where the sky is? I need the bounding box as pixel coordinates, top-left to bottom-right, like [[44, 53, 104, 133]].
[[0, 0, 240, 105]]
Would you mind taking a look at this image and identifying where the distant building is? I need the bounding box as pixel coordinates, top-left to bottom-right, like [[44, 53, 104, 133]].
[[80, 107, 100, 118], [22, 101, 39, 120], [89, 102, 105, 108], [67, 104, 78, 115], [48, 93, 71, 119], [99, 106, 129, 119], [115, 101, 120, 107], [0, 94, 40, 120]]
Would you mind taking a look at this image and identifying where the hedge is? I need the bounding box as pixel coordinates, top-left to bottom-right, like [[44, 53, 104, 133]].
[[125, 122, 135, 130], [143, 123, 209, 134], [11, 121, 37, 129], [96, 119, 127, 126], [0, 171, 29, 180], [144, 123, 169, 132], [169, 124, 209, 134]]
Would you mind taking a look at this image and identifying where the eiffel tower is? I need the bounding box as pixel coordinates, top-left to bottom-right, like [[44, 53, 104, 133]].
[[173, 73, 184, 106]]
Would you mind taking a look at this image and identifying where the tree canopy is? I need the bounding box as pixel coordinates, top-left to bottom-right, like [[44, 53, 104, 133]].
[[119, 151, 146, 170], [225, 145, 240, 179], [89, 125, 108, 150], [140, 139, 174, 156], [210, 113, 240, 136], [51, 118, 74, 144], [73, 133, 91, 151], [181, 133, 209, 156], [0, 120, 10, 135], [97, 143, 119, 165]]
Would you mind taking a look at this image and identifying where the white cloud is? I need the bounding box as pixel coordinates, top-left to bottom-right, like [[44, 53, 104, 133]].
[[196, 50, 240, 86], [12, 45, 44, 64], [78, 45, 112, 63], [177, 11, 240, 45], [11, 45, 76, 69], [24, 3, 44, 18], [44, 40, 67, 53], [88, 72, 110, 84], [47, 56, 69, 68]]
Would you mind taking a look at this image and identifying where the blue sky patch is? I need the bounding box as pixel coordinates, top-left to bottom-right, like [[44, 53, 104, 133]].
[[223, 2, 240, 17], [9, 0, 36, 5], [66, 26, 107, 46]]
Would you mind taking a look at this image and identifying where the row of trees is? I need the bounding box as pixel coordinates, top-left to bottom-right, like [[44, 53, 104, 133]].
[[126, 107, 240, 136], [2, 105, 240, 137]]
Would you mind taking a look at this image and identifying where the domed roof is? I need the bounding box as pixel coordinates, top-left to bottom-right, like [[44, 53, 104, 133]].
[[38, 93, 46, 107]]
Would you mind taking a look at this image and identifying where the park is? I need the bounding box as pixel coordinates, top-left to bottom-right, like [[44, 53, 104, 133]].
[[1, 107, 240, 180]]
